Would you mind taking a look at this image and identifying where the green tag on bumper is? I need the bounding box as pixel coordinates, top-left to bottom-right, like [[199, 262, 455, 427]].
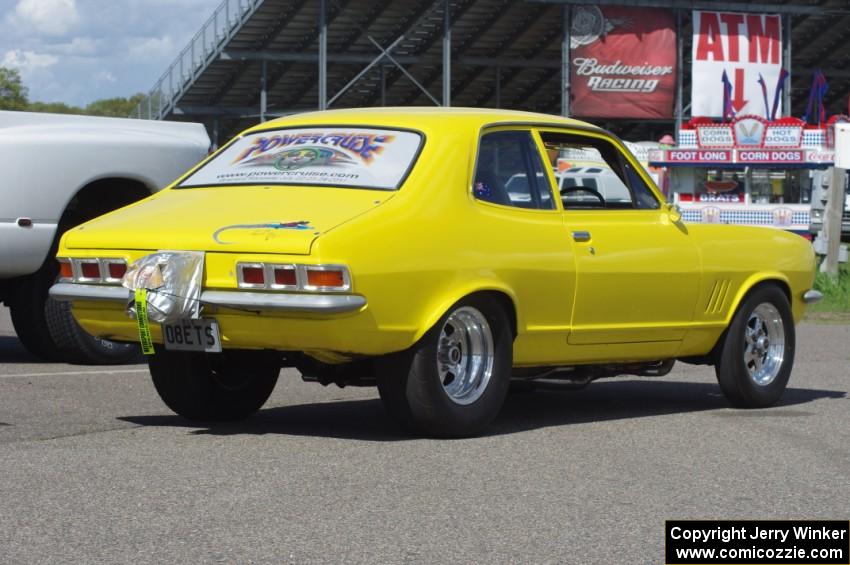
[[134, 288, 155, 355]]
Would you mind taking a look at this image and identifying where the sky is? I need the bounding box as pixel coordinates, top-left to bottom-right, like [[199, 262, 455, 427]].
[[0, 0, 215, 106]]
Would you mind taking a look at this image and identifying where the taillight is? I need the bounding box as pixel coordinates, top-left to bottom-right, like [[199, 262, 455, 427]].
[[236, 262, 351, 292], [238, 264, 266, 288], [58, 259, 73, 281], [272, 266, 297, 288], [305, 268, 347, 290], [79, 260, 101, 281], [58, 258, 127, 285], [106, 261, 127, 282]]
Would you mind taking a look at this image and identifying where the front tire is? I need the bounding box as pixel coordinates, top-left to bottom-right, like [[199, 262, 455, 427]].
[[377, 297, 513, 437], [149, 349, 280, 422], [8, 264, 63, 362], [715, 285, 795, 408]]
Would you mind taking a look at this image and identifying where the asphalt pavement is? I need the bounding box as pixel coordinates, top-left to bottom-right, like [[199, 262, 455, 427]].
[[0, 306, 848, 564]]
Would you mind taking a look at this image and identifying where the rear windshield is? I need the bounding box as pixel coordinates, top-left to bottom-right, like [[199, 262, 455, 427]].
[[178, 126, 423, 190]]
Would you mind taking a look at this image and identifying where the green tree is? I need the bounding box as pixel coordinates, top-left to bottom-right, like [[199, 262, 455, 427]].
[[0, 67, 29, 110], [1, 65, 145, 117], [84, 93, 146, 117], [27, 101, 83, 114]]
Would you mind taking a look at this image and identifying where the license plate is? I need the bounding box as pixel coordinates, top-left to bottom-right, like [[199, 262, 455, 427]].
[[162, 318, 222, 353]]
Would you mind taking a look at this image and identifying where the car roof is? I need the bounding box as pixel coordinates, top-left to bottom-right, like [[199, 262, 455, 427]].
[[243, 107, 605, 137]]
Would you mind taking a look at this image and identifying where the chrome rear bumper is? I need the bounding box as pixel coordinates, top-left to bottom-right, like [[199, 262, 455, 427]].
[[49, 283, 130, 302], [49, 283, 367, 314]]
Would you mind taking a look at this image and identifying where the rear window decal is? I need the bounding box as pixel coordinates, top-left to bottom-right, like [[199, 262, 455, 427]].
[[179, 127, 423, 190]]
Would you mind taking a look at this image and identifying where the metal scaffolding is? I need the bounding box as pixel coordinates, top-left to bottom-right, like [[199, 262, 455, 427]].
[[130, 0, 850, 142]]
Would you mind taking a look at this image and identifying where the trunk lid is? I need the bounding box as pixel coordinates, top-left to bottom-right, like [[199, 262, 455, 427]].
[[65, 186, 392, 254]]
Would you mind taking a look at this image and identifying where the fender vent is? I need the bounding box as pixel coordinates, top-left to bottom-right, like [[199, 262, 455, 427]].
[[705, 279, 731, 314]]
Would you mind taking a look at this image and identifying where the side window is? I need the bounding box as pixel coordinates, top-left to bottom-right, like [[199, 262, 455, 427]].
[[623, 160, 661, 209], [528, 139, 555, 209], [473, 130, 555, 210], [541, 132, 660, 210]]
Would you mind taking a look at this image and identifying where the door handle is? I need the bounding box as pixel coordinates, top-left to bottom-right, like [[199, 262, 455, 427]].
[[572, 230, 591, 242]]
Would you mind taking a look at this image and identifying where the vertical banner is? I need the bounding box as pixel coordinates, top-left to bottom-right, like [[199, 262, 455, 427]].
[[691, 11, 783, 118], [570, 5, 677, 119]]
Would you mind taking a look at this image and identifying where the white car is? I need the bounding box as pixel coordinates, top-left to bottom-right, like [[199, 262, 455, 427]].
[[506, 167, 638, 208], [0, 111, 209, 364], [557, 166, 633, 206]]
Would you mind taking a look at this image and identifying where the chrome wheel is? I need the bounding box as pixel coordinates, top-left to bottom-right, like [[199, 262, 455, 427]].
[[744, 303, 786, 386], [437, 306, 495, 405]]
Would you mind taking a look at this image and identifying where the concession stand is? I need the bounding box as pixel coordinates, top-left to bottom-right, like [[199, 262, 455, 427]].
[[648, 115, 846, 238]]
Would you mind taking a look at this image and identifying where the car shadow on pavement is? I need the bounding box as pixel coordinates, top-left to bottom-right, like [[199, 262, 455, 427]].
[[0, 336, 43, 364], [121, 398, 405, 441], [118, 379, 846, 441], [489, 380, 845, 436], [0, 335, 146, 366]]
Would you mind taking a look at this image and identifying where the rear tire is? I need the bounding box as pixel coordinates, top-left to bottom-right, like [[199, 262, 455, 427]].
[[45, 299, 139, 365], [149, 348, 280, 422], [715, 285, 795, 408], [376, 296, 513, 437]]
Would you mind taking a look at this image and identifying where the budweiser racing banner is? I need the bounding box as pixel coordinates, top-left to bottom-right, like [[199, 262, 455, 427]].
[[691, 11, 783, 118], [569, 5, 676, 119]]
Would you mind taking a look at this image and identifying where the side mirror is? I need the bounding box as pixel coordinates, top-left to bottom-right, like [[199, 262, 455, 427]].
[[665, 202, 682, 222]]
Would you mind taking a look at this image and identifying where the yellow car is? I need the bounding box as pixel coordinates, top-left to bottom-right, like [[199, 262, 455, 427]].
[[50, 108, 820, 437]]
